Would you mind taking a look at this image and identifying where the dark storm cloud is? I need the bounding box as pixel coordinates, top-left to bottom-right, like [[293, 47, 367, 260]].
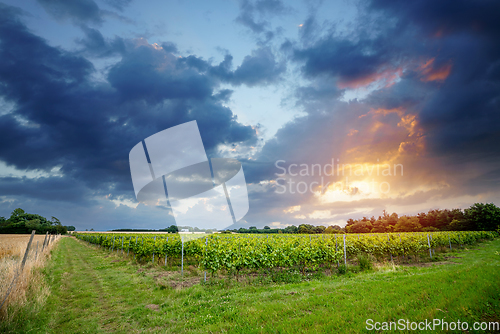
[[364, 0, 500, 164], [291, 19, 414, 85], [108, 46, 214, 103], [0, 176, 92, 203], [76, 26, 126, 57], [0, 5, 258, 204], [0, 5, 95, 171], [368, 0, 500, 38], [294, 37, 386, 79]]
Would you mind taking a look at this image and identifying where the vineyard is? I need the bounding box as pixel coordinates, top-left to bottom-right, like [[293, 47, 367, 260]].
[[74, 231, 497, 276]]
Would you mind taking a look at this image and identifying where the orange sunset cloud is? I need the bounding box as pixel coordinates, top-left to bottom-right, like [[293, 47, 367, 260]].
[[419, 58, 452, 82]]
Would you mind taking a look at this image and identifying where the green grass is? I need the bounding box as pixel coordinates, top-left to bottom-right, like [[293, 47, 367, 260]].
[[2, 237, 500, 333]]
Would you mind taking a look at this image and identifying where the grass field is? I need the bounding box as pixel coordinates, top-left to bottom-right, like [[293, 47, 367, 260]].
[[1, 236, 499, 333]]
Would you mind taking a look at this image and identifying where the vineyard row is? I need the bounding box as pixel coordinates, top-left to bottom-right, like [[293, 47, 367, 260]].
[[74, 231, 497, 273]]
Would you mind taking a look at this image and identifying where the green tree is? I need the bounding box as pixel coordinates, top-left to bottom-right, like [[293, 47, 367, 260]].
[[325, 225, 344, 234], [166, 225, 179, 233], [346, 221, 372, 233], [371, 220, 389, 233], [313, 225, 326, 234], [283, 225, 298, 234], [298, 224, 314, 234], [465, 203, 500, 231], [394, 216, 422, 232], [10, 208, 25, 219], [26, 219, 41, 231]]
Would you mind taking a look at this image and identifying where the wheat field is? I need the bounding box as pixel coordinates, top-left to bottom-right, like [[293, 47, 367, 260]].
[[0, 233, 61, 319]]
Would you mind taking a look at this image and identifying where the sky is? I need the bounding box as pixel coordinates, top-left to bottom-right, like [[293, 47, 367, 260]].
[[0, 0, 499, 231]]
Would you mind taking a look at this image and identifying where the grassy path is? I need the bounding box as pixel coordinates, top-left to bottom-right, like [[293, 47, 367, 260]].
[[2, 237, 500, 333]]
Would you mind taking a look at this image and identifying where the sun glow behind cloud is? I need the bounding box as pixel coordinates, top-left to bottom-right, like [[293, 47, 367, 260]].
[[279, 102, 434, 223]]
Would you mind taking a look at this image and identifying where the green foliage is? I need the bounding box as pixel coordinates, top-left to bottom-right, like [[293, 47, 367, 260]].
[[394, 216, 422, 232], [346, 203, 500, 233], [283, 225, 298, 233], [337, 264, 348, 274], [465, 203, 500, 231], [10, 208, 25, 217], [26, 219, 41, 230], [356, 253, 373, 271], [75, 230, 497, 275], [325, 225, 344, 234], [165, 225, 179, 233], [297, 224, 325, 234], [0, 208, 68, 234], [233, 226, 282, 234]]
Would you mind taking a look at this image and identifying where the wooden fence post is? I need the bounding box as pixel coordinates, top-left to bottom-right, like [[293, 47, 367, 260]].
[[42, 231, 48, 251], [0, 230, 36, 311]]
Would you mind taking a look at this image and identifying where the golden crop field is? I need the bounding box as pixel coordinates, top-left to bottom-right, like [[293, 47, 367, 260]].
[[0, 234, 61, 319], [0, 234, 48, 259]]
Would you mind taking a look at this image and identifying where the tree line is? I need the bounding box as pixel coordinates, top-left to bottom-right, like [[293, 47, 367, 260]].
[[226, 203, 500, 234], [112, 226, 216, 233], [0, 208, 75, 234]]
